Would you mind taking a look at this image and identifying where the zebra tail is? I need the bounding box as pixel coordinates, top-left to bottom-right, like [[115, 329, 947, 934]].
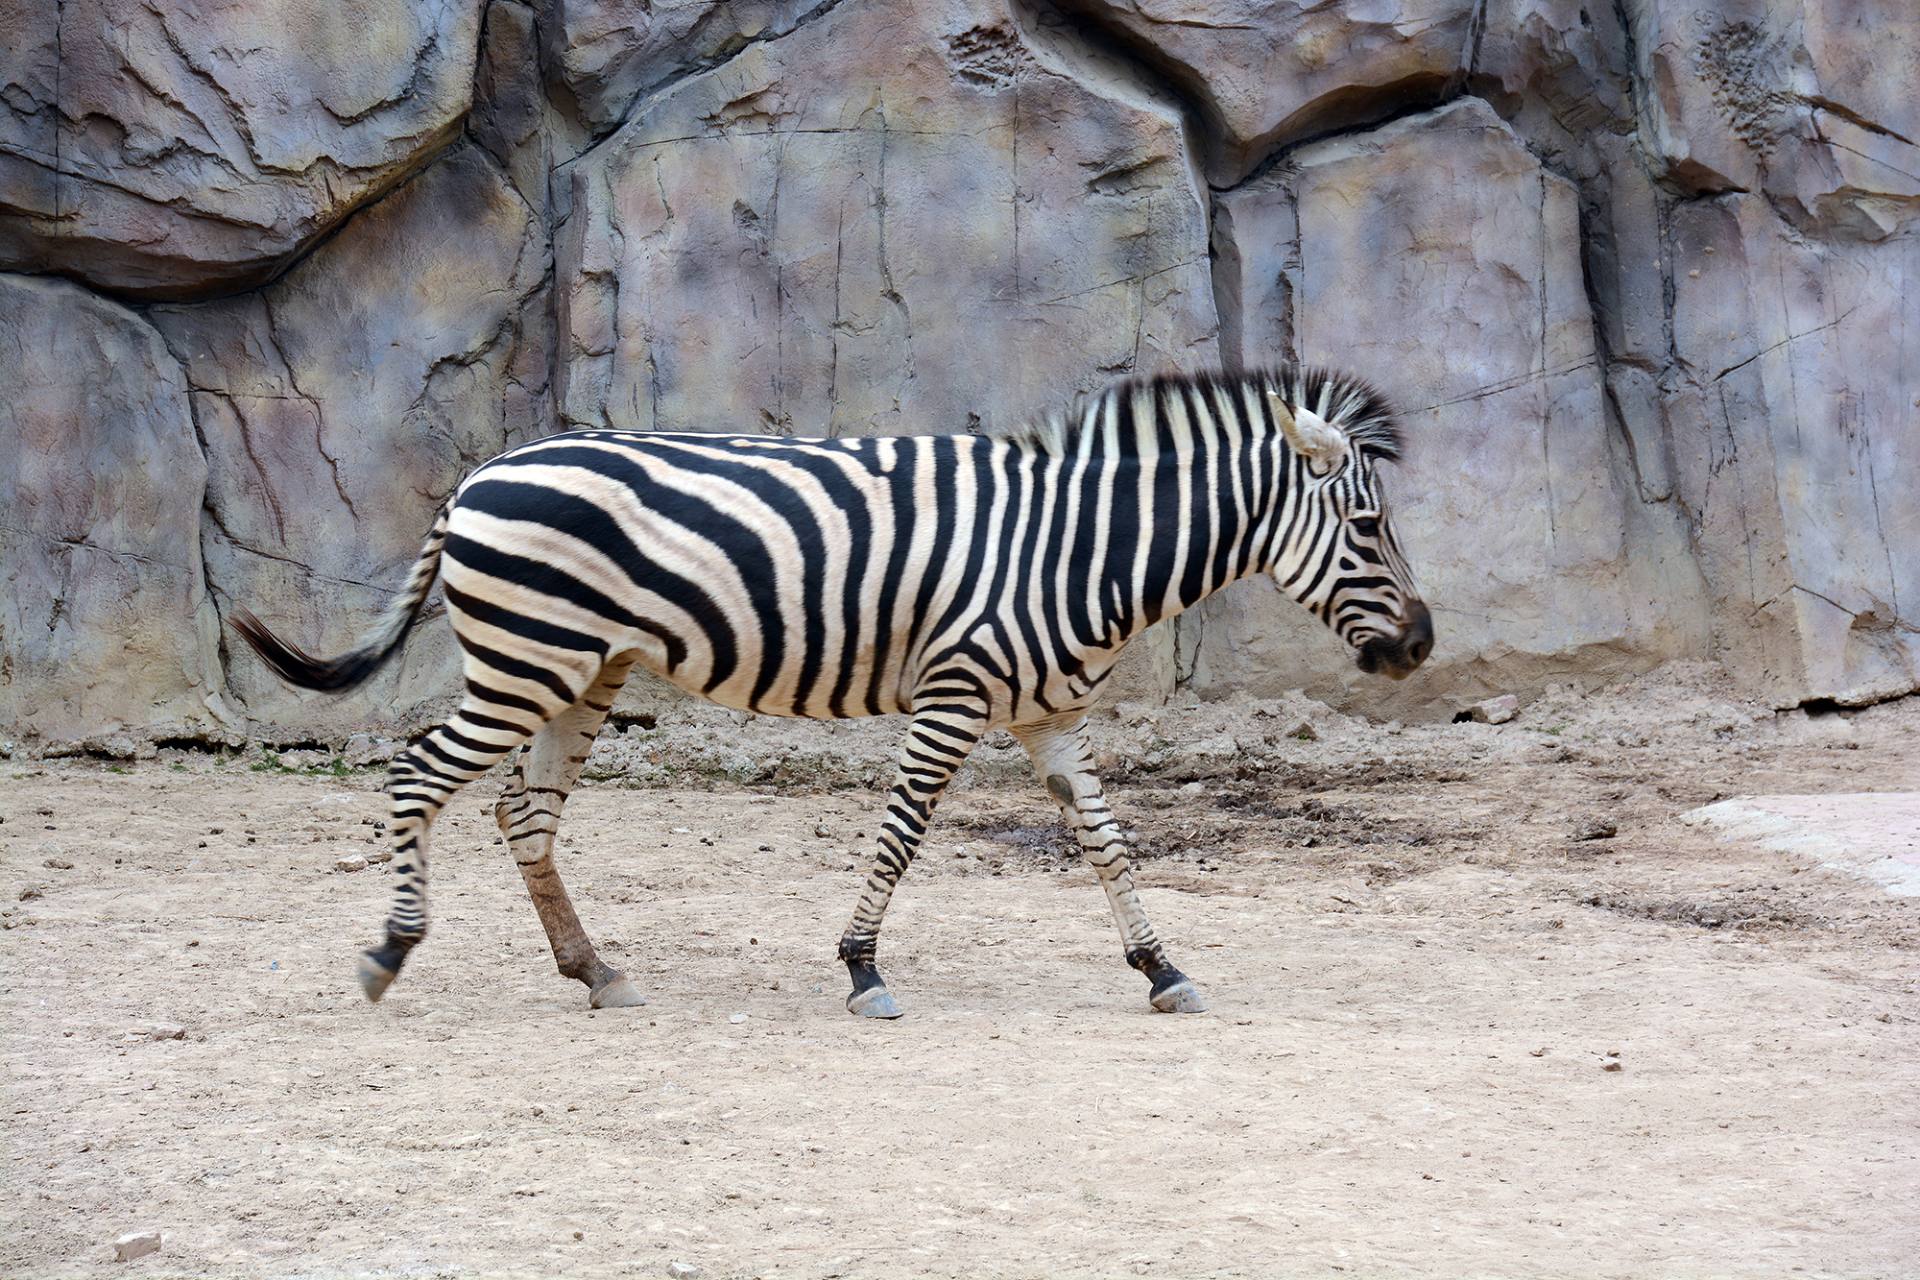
[[229, 505, 451, 694]]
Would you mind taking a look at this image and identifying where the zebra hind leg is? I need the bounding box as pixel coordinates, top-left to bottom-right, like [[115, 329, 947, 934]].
[[1013, 715, 1208, 1014], [836, 696, 987, 1018], [494, 655, 646, 1010], [361, 694, 551, 1002]]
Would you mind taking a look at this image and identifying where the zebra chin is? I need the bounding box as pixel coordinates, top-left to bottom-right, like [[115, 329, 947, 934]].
[[1352, 602, 1434, 680]]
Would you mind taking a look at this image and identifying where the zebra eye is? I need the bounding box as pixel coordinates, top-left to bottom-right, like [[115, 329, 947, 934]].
[[1351, 517, 1381, 539]]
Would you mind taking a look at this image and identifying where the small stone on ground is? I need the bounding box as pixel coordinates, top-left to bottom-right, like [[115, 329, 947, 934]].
[[1470, 695, 1520, 724], [113, 1231, 162, 1262]]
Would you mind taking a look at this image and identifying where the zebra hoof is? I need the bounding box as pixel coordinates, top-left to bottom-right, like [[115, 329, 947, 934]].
[[1149, 979, 1209, 1014], [846, 986, 903, 1019], [589, 973, 648, 1009], [358, 952, 399, 1003]]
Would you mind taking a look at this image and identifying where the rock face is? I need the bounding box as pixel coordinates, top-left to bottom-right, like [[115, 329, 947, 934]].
[[555, 0, 1217, 439], [545, 0, 822, 132], [0, 0, 484, 297], [1630, 0, 1920, 238], [1667, 195, 1920, 706], [0, 0, 1914, 743], [0, 276, 227, 741], [1047, 0, 1480, 182], [148, 146, 550, 737]]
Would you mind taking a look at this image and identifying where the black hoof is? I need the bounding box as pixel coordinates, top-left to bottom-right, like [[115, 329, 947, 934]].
[[358, 933, 413, 1003], [843, 957, 902, 1019], [1147, 964, 1208, 1014]]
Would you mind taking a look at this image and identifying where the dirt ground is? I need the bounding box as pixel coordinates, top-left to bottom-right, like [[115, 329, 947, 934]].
[[4, 665, 1918, 1279]]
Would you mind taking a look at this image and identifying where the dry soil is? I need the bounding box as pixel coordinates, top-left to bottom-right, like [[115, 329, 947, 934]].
[[4, 666, 1918, 1278]]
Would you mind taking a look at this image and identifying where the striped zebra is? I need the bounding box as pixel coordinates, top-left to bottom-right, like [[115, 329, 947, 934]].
[[234, 366, 1431, 1018]]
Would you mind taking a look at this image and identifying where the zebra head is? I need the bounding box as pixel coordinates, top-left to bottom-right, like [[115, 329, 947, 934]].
[[1266, 381, 1433, 680]]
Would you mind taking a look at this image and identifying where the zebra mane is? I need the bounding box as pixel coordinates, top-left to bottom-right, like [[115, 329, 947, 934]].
[[1000, 366, 1404, 462]]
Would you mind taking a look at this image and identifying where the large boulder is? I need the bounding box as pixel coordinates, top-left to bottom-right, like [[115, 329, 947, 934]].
[[554, 0, 1218, 439], [0, 0, 484, 297], [1668, 194, 1920, 706], [149, 147, 550, 737], [1201, 99, 1707, 714], [0, 275, 228, 742]]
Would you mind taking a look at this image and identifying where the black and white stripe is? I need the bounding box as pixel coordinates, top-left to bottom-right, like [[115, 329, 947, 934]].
[[235, 365, 1431, 1016]]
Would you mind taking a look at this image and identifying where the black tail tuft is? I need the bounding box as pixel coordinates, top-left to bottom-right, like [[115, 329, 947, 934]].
[[229, 504, 448, 695], [229, 607, 399, 693]]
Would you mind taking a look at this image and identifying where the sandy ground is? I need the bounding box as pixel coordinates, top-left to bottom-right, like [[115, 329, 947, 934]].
[[4, 666, 1919, 1279]]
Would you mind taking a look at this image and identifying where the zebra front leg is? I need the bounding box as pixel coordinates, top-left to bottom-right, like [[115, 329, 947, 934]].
[[364, 694, 549, 1001], [837, 701, 986, 1018], [495, 655, 646, 1010], [1013, 715, 1207, 1014]]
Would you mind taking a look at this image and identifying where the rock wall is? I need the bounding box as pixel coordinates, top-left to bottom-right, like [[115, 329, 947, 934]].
[[1, 0, 1914, 745]]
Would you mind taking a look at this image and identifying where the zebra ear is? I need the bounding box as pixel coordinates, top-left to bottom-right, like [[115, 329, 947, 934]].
[[1269, 392, 1350, 472]]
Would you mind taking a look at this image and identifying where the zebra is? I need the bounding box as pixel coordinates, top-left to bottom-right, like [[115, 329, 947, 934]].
[[233, 365, 1432, 1018]]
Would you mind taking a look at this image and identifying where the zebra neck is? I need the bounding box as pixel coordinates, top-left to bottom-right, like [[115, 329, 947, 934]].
[[1093, 386, 1288, 646]]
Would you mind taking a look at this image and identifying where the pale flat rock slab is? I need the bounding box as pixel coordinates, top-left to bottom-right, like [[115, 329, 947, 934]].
[[0, 0, 484, 296], [556, 0, 1217, 440], [1684, 793, 1920, 897], [0, 275, 228, 742]]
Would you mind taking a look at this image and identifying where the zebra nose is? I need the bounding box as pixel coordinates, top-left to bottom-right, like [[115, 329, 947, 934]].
[[1402, 602, 1434, 668]]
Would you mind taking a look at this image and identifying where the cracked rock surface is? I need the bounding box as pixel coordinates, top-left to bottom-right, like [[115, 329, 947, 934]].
[[0, 0, 1914, 745], [147, 146, 550, 736], [0, 0, 484, 297], [555, 0, 1217, 438], [0, 276, 227, 740]]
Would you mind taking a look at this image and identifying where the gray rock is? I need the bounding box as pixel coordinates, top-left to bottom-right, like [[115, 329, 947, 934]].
[[1278, 719, 1319, 743], [0, 276, 229, 744], [470, 0, 556, 213], [0, 0, 484, 296], [547, 0, 819, 133], [112, 1231, 162, 1263], [555, 0, 1217, 439], [665, 1263, 703, 1280], [1667, 194, 1920, 707], [1627, 0, 1920, 238], [335, 854, 370, 873], [149, 147, 551, 738], [341, 734, 392, 768], [1044, 0, 1478, 182]]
